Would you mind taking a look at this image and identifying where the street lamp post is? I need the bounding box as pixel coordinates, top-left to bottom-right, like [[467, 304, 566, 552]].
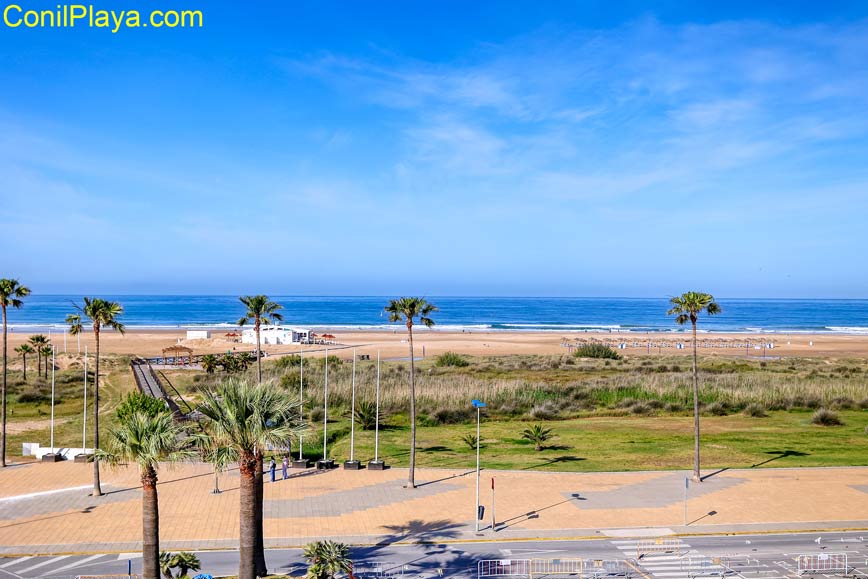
[[293, 350, 308, 468], [472, 399, 486, 533]]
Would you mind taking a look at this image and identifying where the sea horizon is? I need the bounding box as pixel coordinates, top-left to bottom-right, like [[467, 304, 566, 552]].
[[7, 295, 868, 335]]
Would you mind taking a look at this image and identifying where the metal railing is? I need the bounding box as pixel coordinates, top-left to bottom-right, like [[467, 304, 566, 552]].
[[797, 553, 848, 575]]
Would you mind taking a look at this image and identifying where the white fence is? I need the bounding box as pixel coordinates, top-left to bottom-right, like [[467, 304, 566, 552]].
[[797, 553, 848, 575], [477, 559, 634, 579], [637, 539, 684, 558]]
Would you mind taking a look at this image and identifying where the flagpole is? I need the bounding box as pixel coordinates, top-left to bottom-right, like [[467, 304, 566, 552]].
[[298, 349, 304, 461], [50, 345, 56, 451], [83, 345, 88, 451]]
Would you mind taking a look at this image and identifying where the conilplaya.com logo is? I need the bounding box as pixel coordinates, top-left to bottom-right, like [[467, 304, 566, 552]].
[[3, 3, 204, 33]]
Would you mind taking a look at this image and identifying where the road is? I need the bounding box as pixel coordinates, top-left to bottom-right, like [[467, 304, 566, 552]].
[[2, 531, 868, 579]]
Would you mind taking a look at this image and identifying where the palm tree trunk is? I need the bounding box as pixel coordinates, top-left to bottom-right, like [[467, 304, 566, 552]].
[[1, 306, 7, 468], [142, 466, 160, 579], [21, 353, 27, 381], [407, 323, 416, 489], [36, 346, 41, 379], [255, 319, 262, 384], [93, 326, 103, 497], [691, 320, 701, 482], [239, 451, 257, 579], [254, 452, 267, 577]]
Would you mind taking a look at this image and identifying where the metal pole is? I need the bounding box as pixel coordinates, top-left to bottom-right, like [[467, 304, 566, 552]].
[[374, 350, 381, 462], [491, 477, 495, 532], [322, 348, 328, 461], [83, 346, 88, 451], [475, 405, 481, 533], [50, 345, 56, 451], [349, 348, 356, 462], [298, 349, 304, 461]]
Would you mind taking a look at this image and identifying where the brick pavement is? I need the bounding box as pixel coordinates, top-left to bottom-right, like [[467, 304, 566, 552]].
[[1, 461, 868, 554]]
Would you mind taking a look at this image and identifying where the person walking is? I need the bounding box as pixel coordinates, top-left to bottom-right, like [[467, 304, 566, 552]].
[[269, 457, 276, 483], [282, 455, 289, 480]]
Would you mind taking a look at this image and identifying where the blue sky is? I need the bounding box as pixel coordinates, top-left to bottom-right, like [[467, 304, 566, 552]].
[[1, 1, 867, 297]]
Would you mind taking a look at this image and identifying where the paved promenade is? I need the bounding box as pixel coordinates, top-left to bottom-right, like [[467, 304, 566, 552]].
[[1, 461, 868, 555]]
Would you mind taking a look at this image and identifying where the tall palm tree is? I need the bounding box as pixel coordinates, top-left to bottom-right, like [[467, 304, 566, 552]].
[[14, 344, 34, 381], [667, 291, 721, 482], [40, 344, 53, 377], [28, 334, 48, 378], [98, 411, 194, 579], [197, 378, 303, 579], [384, 297, 438, 489], [0, 278, 31, 468], [67, 297, 125, 496], [237, 295, 283, 384]]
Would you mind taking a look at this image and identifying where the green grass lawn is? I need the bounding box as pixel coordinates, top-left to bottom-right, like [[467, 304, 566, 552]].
[[5, 366, 134, 457], [308, 410, 868, 472]]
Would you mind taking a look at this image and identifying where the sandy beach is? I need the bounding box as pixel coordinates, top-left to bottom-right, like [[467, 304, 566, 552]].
[[6, 328, 868, 360]]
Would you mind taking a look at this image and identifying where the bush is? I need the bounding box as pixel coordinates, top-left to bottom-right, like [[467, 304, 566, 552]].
[[574, 343, 621, 360], [435, 351, 470, 367], [811, 408, 843, 426], [743, 403, 768, 418], [17, 388, 49, 404], [280, 372, 301, 389], [530, 401, 559, 420], [706, 402, 729, 416], [630, 402, 652, 415], [116, 392, 168, 421]]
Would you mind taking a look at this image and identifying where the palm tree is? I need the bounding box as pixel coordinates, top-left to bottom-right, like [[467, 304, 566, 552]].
[[98, 411, 194, 579], [303, 540, 352, 579], [521, 423, 553, 451], [40, 345, 53, 377], [197, 378, 303, 579], [14, 344, 34, 381], [353, 400, 378, 431], [0, 278, 30, 468], [28, 334, 48, 378], [159, 551, 174, 579], [384, 297, 437, 489], [200, 354, 218, 374], [667, 291, 722, 482], [67, 297, 125, 496], [197, 434, 238, 494], [159, 550, 203, 579], [237, 295, 283, 384]]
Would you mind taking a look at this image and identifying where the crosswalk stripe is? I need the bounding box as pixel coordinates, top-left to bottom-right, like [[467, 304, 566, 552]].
[[48, 554, 107, 574], [639, 556, 688, 561], [640, 565, 722, 571], [648, 573, 691, 578], [0, 557, 33, 569], [15, 556, 70, 574]]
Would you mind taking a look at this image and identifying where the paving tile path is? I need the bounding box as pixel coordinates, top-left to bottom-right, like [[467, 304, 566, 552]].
[[2, 462, 868, 554]]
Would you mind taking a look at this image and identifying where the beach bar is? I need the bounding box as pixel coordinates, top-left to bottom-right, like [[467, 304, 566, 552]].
[[241, 326, 312, 345]]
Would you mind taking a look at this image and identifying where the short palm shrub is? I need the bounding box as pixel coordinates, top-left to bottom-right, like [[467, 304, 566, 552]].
[[353, 400, 378, 430], [303, 540, 352, 579], [435, 351, 470, 367], [574, 343, 621, 360], [521, 423, 554, 451], [461, 433, 479, 450], [743, 403, 768, 418], [159, 551, 201, 578], [812, 408, 843, 426]]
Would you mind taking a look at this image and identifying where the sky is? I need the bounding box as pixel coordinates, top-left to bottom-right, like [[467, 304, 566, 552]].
[[1, 1, 867, 298]]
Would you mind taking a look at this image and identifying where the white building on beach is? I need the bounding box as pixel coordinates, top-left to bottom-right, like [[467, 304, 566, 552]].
[[241, 326, 311, 345]]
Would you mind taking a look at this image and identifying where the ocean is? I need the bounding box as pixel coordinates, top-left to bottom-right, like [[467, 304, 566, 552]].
[[5, 295, 868, 334]]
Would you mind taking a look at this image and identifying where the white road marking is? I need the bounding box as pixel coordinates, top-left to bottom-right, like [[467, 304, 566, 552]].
[[48, 554, 106, 574], [0, 558, 31, 570], [15, 556, 70, 575]]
